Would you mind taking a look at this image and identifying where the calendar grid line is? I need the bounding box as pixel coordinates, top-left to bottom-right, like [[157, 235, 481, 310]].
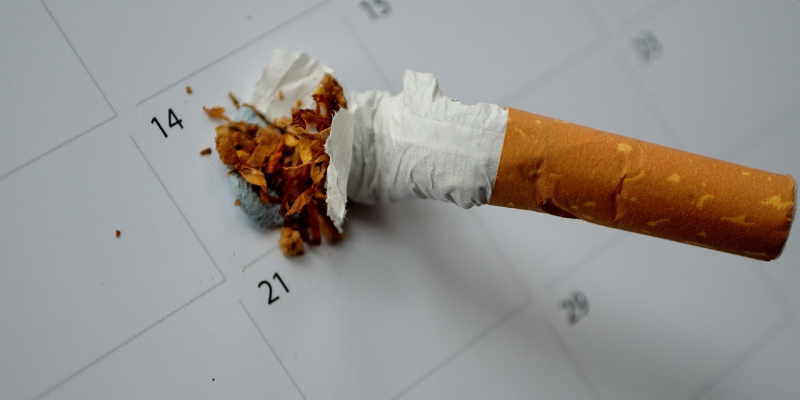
[[391, 296, 534, 400], [31, 280, 227, 400], [239, 300, 307, 400], [134, 0, 331, 108], [0, 115, 115, 183], [690, 267, 795, 400], [40, 0, 117, 116]]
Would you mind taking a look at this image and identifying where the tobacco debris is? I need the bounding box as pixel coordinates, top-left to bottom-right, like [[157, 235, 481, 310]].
[[228, 92, 240, 109], [199, 147, 212, 156], [203, 106, 231, 122], [115, 230, 121, 238], [186, 86, 193, 94], [279, 227, 305, 256], [208, 74, 347, 256]]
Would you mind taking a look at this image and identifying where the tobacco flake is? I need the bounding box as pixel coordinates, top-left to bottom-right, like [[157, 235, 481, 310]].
[[240, 168, 267, 189], [203, 106, 231, 121], [228, 92, 240, 109], [279, 227, 305, 256]]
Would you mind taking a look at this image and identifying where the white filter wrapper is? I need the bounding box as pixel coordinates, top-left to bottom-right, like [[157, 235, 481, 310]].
[[327, 72, 508, 228], [249, 49, 508, 231]]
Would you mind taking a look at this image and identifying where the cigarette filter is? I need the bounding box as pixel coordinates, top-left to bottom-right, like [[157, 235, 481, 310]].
[[490, 108, 795, 261]]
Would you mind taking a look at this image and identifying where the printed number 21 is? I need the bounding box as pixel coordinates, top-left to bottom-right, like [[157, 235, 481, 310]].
[[151, 108, 183, 138], [259, 273, 289, 305], [360, 0, 391, 19]]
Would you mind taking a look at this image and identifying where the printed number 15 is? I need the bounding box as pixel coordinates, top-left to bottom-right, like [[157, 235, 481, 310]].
[[360, 0, 391, 19]]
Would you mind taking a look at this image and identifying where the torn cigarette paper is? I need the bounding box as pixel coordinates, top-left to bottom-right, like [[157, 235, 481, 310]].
[[251, 49, 333, 122], [251, 49, 508, 230]]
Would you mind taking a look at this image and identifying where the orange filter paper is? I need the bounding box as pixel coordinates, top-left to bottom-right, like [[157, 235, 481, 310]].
[[489, 108, 795, 261]]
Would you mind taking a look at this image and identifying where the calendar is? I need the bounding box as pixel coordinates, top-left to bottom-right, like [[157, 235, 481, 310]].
[[2, 1, 799, 399]]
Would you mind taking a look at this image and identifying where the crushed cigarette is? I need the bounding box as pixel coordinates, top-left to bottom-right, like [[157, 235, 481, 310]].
[[205, 49, 794, 261]]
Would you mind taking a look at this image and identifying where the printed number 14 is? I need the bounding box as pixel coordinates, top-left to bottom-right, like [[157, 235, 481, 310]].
[[151, 108, 183, 138]]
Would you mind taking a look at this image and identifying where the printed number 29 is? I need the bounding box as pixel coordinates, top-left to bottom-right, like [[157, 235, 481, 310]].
[[259, 273, 289, 305], [561, 291, 589, 325], [360, 0, 391, 19]]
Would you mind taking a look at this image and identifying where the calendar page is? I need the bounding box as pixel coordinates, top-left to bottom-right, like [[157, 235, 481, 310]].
[[2, 1, 799, 399]]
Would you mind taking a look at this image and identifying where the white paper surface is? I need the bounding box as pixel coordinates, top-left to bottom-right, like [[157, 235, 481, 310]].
[[2, 1, 800, 400]]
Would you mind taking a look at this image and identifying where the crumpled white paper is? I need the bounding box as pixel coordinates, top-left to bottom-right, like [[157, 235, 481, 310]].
[[251, 48, 333, 123], [328, 71, 508, 228], [250, 49, 508, 231], [324, 107, 355, 231]]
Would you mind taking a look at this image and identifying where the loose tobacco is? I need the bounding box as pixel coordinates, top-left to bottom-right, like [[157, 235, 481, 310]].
[[205, 74, 346, 256]]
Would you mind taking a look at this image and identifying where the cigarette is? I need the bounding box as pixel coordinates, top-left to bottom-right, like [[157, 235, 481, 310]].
[[220, 49, 795, 260], [490, 109, 795, 261]]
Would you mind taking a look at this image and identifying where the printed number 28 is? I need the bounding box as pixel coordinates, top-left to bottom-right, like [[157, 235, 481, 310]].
[[561, 291, 589, 325], [259, 273, 289, 305], [360, 0, 391, 19]]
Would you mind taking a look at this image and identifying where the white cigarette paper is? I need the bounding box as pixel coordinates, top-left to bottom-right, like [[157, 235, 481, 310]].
[[250, 49, 508, 230]]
